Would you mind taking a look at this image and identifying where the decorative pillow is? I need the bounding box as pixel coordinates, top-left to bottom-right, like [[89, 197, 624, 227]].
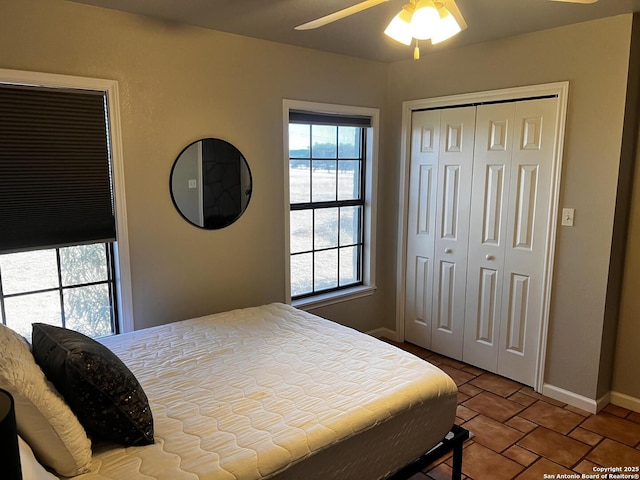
[[31, 323, 154, 446], [18, 436, 59, 480], [0, 324, 92, 477]]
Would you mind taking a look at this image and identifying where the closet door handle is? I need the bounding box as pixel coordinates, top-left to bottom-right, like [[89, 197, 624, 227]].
[[444, 248, 453, 254], [486, 255, 494, 261]]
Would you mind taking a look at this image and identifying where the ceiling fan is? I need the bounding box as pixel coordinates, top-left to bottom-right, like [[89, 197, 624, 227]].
[[295, 0, 598, 60], [295, 0, 599, 32]]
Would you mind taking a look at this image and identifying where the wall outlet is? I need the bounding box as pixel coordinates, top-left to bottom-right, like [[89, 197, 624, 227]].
[[561, 208, 575, 227]]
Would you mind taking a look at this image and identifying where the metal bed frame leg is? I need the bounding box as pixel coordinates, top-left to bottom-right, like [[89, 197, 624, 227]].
[[451, 431, 464, 480], [386, 425, 469, 480]]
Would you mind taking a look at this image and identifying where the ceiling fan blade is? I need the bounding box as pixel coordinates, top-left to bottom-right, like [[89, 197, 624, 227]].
[[443, 0, 467, 31], [295, 0, 389, 30], [549, 0, 599, 4]]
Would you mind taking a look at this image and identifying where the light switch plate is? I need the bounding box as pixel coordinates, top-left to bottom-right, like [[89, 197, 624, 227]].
[[561, 208, 575, 227]]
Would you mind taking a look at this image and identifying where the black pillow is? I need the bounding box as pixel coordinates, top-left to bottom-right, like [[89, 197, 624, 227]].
[[31, 323, 154, 446]]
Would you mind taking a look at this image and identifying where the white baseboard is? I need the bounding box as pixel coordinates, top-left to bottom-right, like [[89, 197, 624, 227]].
[[542, 383, 609, 414], [610, 391, 640, 413], [367, 327, 397, 340]]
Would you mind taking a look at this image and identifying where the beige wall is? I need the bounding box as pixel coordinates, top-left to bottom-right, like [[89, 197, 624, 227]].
[[0, 0, 391, 332], [612, 134, 640, 401], [2, 0, 639, 404], [387, 15, 634, 400], [606, 15, 640, 403], [612, 16, 640, 401]]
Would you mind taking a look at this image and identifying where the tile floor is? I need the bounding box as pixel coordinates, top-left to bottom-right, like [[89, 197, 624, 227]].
[[384, 339, 640, 480]]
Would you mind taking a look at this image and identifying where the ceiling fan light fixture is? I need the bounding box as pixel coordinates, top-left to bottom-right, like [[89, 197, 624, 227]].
[[410, 0, 439, 40], [384, 4, 415, 45], [293, 0, 470, 60], [382, 0, 467, 59], [430, 6, 461, 44]]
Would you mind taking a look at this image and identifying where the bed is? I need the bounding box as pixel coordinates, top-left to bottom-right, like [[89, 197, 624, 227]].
[[3, 303, 462, 480]]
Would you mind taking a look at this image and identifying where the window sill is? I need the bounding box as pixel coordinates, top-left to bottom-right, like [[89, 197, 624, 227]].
[[292, 285, 377, 311]]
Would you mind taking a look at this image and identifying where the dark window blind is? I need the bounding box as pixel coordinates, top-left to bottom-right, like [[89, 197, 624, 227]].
[[289, 110, 372, 128], [0, 84, 115, 254]]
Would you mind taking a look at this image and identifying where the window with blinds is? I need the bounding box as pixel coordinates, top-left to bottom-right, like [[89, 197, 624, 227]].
[[288, 111, 371, 299], [0, 84, 115, 254], [0, 82, 118, 339]]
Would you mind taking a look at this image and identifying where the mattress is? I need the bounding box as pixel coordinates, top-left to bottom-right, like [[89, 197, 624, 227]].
[[66, 303, 457, 480]]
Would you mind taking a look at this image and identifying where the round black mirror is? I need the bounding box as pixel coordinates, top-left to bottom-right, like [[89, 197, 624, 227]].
[[170, 138, 252, 229]]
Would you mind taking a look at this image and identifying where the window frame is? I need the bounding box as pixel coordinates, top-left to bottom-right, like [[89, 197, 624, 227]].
[[0, 68, 133, 333], [283, 100, 379, 309]]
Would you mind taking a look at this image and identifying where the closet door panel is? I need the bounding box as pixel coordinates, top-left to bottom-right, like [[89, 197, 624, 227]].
[[505, 273, 530, 354], [463, 103, 514, 371], [430, 106, 476, 360], [404, 110, 441, 349], [404, 92, 563, 389], [476, 267, 498, 344], [498, 97, 558, 386]]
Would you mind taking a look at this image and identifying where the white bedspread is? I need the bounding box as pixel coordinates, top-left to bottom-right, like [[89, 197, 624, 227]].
[[69, 303, 457, 480]]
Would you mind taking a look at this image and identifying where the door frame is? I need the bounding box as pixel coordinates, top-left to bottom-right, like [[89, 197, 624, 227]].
[[395, 82, 569, 392]]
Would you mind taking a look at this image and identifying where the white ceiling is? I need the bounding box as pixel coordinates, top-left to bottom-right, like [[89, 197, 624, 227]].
[[65, 0, 640, 62]]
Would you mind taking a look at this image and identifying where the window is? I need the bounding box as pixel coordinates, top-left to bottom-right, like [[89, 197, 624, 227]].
[[0, 244, 118, 338], [284, 101, 378, 307], [0, 69, 132, 338]]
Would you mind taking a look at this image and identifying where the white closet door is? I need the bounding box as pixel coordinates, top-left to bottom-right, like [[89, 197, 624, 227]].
[[403, 90, 564, 388], [463, 102, 515, 371], [404, 110, 440, 349], [430, 106, 476, 360], [497, 97, 558, 385]]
